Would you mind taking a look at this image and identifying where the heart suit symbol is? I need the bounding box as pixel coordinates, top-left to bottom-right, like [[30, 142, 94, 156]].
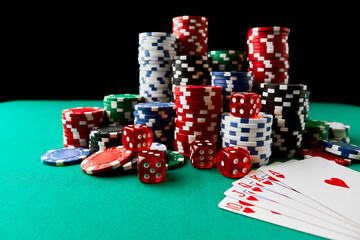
[[324, 178, 350, 189]]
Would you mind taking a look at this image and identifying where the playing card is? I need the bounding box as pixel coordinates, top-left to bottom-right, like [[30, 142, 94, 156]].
[[218, 197, 358, 240], [260, 157, 360, 228], [229, 176, 360, 237]]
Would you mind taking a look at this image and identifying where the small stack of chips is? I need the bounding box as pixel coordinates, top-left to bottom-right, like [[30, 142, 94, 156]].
[[103, 94, 144, 125], [173, 85, 223, 158], [208, 50, 247, 72], [62, 107, 105, 148], [302, 120, 329, 148], [221, 113, 273, 167], [247, 26, 290, 89], [259, 83, 308, 158], [138, 32, 176, 102], [325, 121, 350, 143], [172, 15, 208, 56], [89, 125, 124, 154], [134, 102, 176, 147]]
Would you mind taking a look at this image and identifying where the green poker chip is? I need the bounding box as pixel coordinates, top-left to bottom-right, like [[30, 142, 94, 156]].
[[165, 150, 185, 170]]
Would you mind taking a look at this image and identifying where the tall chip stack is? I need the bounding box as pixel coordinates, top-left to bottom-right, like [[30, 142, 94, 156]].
[[172, 15, 208, 56], [173, 86, 223, 158], [138, 32, 177, 102], [259, 83, 308, 158], [247, 27, 290, 90]]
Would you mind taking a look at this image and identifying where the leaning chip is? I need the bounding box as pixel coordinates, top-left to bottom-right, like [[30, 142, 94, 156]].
[[41, 147, 90, 166]]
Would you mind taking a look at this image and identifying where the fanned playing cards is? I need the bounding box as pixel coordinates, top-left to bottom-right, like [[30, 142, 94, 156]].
[[218, 157, 360, 240]]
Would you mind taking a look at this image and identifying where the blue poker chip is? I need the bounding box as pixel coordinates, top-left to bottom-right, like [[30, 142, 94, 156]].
[[212, 76, 253, 81], [322, 140, 360, 155], [133, 112, 173, 120], [212, 79, 252, 85], [41, 147, 90, 166], [134, 102, 176, 112], [134, 117, 174, 125]]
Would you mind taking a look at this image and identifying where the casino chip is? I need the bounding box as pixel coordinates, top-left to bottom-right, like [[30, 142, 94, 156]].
[[324, 121, 350, 143], [138, 32, 176, 102], [220, 112, 273, 167], [322, 140, 360, 160], [62, 107, 105, 148], [165, 150, 186, 170], [89, 125, 124, 154], [173, 85, 223, 158], [259, 83, 308, 158], [208, 50, 248, 72], [134, 102, 176, 147], [172, 16, 208, 56], [171, 55, 212, 93], [211, 71, 254, 110], [247, 26, 290, 89], [103, 94, 144, 125], [41, 147, 90, 166], [81, 145, 133, 175], [302, 120, 329, 148]]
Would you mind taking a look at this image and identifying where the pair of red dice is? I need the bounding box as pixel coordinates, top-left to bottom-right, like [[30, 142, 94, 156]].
[[122, 124, 166, 184], [229, 92, 261, 118], [190, 140, 251, 178]]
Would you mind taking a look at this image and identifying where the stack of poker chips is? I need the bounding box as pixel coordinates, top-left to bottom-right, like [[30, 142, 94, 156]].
[[138, 32, 177, 102], [134, 102, 176, 147], [173, 86, 223, 158], [208, 50, 248, 72], [171, 55, 212, 87], [247, 26, 290, 89], [62, 107, 105, 148], [210, 71, 254, 110], [89, 125, 124, 154], [302, 120, 330, 148], [220, 112, 273, 167], [172, 15, 208, 56], [103, 94, 144, 125], [324, 121, 350, 143], [259, 83, 308, 158], [322, 140, 360, 160]]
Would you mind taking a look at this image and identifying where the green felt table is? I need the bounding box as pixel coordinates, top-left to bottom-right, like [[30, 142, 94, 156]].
[[0, 100, 359, 240]]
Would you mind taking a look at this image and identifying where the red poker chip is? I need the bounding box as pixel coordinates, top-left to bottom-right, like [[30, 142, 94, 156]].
[[62, 107, 104, 117], [175, 131, 219, 144], [174, 91, 222, 98], [248, 51, 289, 57], [174, 94, 223, 102], [175, 118, 219, 129], [175, 127, 219, 137], [173, 16, 208, 23], [249, 63, 290, 69], [174, 85, 222, 93], [301, 148, 351, 166], [81, 146, 133, 174], [248, 67, 288, 73], [247, 35, 288, 42], [248, 26, 290, 33], [176, 114, 219, 123], [61, 118, 104, 126], [63, 130, 90, 139], [175, 99, 222, 107], [247, 55, 288, 61], [176, 107, 222, 115], [247, 33, 289, 39], [175, 103, 222, 111]]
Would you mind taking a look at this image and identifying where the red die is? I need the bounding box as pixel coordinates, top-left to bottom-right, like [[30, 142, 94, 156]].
[[122, 124, 153, 152], [229, 92, 261, 118], [137, 149, 166, 183], [217, 146, 251, 178], [190, 140, 217, 169]]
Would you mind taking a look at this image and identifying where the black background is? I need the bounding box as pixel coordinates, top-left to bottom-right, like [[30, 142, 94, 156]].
[[3, 3, 359, 106]]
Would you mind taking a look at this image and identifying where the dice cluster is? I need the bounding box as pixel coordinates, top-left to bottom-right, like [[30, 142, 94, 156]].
[[190, 140, 251, 178], [189, 92, 270, 178]]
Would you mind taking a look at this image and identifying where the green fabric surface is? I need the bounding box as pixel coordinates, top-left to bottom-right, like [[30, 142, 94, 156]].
[[0, 100, 359, 240]]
